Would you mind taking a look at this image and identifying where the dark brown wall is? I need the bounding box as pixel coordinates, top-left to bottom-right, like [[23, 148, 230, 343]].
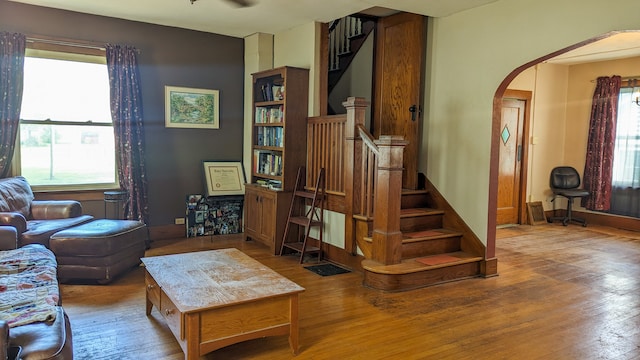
[[0, 0, 244, 227]]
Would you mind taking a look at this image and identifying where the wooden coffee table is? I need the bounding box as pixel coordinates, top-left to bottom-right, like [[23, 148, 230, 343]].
[[141, 248, 305, 359]]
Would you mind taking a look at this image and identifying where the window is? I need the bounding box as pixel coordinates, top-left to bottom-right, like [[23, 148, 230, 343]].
[[17, 46, 116, 190], [612, 86, 640, 188]]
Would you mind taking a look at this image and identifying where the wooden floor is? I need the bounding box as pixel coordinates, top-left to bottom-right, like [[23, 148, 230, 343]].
[[60, 223, 640, 359]]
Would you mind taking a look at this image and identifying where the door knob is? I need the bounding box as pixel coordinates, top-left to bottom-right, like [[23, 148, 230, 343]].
[[409, 105, 419, 121]]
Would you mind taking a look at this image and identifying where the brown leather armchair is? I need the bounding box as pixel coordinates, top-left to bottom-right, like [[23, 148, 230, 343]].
[[0, 176, 93, 247]]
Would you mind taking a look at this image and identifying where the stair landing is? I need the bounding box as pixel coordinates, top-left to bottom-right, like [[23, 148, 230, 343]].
[[362, 251, 483, 291]]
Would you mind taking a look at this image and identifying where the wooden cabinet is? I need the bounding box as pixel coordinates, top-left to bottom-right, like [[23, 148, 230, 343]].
[[244, 184, 292, 254], [244, 66, 309, 254]]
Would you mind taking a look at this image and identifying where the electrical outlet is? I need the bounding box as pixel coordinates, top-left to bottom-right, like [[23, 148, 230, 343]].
[[175, 218, 185, 225]]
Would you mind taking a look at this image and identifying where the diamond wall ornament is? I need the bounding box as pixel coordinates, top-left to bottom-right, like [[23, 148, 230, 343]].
[[501, 125, 510, 145]]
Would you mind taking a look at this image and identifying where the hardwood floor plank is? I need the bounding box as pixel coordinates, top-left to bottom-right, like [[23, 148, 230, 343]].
[[58, 225, 640, 359]]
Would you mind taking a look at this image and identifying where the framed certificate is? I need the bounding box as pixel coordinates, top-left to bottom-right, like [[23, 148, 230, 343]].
[[202, 161, 246, 196]]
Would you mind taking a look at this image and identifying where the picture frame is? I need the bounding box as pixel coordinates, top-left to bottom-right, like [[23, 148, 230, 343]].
[[165, 86, 220, 129], [527, 201, 547, 225], [202, 161, 246, 196]]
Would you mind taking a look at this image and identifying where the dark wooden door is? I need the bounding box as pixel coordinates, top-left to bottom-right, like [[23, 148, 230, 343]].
[[496, 93, 528, 225], [373, 12, 426, 190]]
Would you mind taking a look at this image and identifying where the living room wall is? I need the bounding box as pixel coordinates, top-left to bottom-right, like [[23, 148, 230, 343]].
[[0, 0, 244, 232]]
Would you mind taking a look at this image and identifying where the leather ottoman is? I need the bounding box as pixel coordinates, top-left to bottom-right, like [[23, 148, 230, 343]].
[[49, 219, 147, 284]]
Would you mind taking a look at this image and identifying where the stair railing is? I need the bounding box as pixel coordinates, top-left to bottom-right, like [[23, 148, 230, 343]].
[[343, 98, 407, 263], [328, 16, 364, 71], [306, 97, 406, 263], [306, 114, 348, 197]]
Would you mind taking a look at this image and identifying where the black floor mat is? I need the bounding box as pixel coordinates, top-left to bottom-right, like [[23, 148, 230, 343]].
[[304, 263, 351, 276]]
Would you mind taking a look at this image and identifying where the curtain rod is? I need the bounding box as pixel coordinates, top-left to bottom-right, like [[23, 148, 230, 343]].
[[590, 75, 640, 83], [26, 36, 106, 51]]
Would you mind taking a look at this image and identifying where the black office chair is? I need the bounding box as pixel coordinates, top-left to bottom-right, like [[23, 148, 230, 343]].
[[548, 166, 590, 226]]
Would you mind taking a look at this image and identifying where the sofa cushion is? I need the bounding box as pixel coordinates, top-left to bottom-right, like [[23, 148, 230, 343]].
[[0, 177, 33, 219], [21, 215, 94, 248]]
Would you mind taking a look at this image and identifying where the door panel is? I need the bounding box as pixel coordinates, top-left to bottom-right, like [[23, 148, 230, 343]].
[[496, 98, 526, 225], [373, 12, 425, 190]]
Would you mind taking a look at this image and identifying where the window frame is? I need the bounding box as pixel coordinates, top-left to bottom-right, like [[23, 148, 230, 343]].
[[12, 37, 119, 192]]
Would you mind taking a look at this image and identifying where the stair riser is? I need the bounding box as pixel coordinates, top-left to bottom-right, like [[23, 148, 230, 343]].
[[401, 194, 431, 209], [402, 237, 461, 259], [363, 262, 481, 291], [400, 215, 442, 232]]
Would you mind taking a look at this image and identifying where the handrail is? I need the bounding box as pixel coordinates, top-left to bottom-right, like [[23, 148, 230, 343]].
[[356, 124, 377, 219], [357, 124, 379, 156]]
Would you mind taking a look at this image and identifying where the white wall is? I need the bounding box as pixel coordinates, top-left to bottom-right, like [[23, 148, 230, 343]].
[[274, 22, 321, 117], [426, 0, 640, 245]]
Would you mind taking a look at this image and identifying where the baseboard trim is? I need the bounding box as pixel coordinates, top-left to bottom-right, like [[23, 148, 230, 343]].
[[148, 224, 184, 242], [545, 209, 640, 231]]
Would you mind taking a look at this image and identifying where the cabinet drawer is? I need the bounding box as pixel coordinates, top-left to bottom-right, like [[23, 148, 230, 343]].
[[145, 271, 160, 309], [160, 291, 183, 340]]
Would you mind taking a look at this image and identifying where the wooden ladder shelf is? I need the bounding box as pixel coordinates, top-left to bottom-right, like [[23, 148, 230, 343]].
[[279, 167, 325, 263]]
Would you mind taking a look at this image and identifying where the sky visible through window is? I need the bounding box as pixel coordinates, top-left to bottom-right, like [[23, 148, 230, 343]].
[[612, 87, 640, 188], [19, 56, 116, 187]]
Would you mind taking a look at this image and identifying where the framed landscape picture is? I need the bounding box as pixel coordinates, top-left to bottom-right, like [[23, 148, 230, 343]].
[[165, 86, 219, 129]]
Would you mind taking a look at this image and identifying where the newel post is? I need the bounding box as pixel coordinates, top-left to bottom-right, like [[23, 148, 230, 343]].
[[343, 97, 368, 255], [371, 135, 407, 265]]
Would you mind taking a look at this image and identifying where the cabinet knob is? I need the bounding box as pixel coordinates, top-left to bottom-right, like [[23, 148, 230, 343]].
[[165, 309, 175, 316], [147, 284, 155, 290]]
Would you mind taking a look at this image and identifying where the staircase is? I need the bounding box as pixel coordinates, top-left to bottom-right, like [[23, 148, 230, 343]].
[[359, 189, 484, 291], [328, 15, 375, 95], [305, 98, 491, 292]]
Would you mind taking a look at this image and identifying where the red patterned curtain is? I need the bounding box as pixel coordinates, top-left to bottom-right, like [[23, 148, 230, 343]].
[[106, 44, 149, 224], [0, 32, 25, 178], [582, 75, 621, 211]]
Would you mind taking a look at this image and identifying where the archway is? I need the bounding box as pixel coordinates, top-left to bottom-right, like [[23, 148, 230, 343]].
[[486, 31, 635, 260]]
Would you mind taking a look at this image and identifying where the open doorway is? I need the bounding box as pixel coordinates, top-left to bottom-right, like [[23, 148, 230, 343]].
[[489, 30, 640, 255]]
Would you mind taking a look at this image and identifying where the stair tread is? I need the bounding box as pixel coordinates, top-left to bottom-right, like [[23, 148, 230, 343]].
[[400, 208, 444, 218], [402, 228, 462, 242], [401, 189, 429, 195], [362, 251, 483, 274], [362, 228, 461, 243]]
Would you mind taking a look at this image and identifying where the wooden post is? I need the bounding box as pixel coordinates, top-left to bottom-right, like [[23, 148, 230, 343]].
[[371, 135, 407, 265], [343, 97, 368, 255]]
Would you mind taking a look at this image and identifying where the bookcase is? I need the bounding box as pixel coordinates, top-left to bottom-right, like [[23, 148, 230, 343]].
[[244, 66, 309, 254]]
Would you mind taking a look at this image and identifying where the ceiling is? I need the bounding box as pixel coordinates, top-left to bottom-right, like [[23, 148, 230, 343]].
[[545, 31, 640, 65], [8, 0, 499, 38], [9, 0, 640, 64]]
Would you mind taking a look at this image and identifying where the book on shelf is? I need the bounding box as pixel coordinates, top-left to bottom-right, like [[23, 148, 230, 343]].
[[254, 126, 284, 147], [254, 150, 282, 176], [255, 105, 284, 124], [254, 179, 282, 190]]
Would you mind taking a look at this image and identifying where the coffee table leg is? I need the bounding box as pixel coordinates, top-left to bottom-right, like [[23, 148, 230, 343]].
[[145, 296, 153, 316], [289, 294, 299, 354]]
